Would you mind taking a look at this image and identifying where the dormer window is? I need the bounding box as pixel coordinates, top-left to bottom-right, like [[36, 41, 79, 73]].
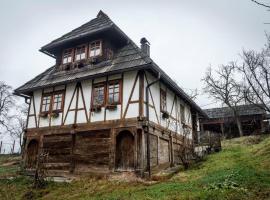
[[75, 45, 86, 61], [62, 49, 73, 64], [89, 40, 102, 58]]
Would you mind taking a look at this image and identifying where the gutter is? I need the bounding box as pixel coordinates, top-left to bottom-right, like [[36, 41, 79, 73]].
[[145, 72, 160, 178], [13, 92, 31, 105]]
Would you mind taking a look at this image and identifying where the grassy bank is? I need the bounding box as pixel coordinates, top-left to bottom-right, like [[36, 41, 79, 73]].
[[0, 135, 270, 200]]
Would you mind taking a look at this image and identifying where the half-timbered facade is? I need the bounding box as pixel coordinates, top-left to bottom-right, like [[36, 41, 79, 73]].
[[15, 11, 206, 176]]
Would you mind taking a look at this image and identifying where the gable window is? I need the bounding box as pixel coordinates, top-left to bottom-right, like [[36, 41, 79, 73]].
[[52, 93, 64, 111], [89, 41, 102, 58], [41, 95, 51, 113], [108, 80, 121, 105], [180, 104, 185, 123], [75, 45, 86, 61], [62, 49, 73, 64], [92, 83, 105, 106], [160, 89, 167, 112]]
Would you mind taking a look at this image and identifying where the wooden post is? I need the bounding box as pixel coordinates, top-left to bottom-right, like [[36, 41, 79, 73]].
[[0, 141, 2, 154], [12, 140, 15, 154], [220, 123, 224, 138]]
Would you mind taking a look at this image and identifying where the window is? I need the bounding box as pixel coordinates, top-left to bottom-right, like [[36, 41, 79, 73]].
[[52, 93, 63, 111], [108, 80, 121, 105], [160, 89, 167, 112], [41, 95, 51, 113], [180, 104, 185, 123], [41, 91, 64, 114], [92, 83, 105, 106], [89, 41, 102, 57], [62, 49, 73, 64], [75, 45, 86, 61]]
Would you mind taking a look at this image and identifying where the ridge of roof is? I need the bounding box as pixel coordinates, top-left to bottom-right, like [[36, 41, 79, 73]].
[[41, 10, 114, 51]]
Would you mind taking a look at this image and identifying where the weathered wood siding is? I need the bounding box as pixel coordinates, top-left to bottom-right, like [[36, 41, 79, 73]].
[[74, 130, 111, 172]]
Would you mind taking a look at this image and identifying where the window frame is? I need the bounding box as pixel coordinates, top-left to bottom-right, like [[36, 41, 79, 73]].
[[52, 91, 65, 112], [91, 82, 106, 107], [74, 44, 87, 62], [62, 48, 74, 65], [40, 90, 65, 114], [160, 88, 167, 112], [40, 93, 52, 114], [89, 40, 102, 58], [107, 79, 122, 105]]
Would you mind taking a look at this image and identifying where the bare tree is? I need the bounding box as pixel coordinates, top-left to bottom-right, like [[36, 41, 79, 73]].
[[8, 104, 28, 152], [251, 0, 270, 8], [0, 82, 14, 133], [238, 35, 270, 113], [202, 65, 244, 137]]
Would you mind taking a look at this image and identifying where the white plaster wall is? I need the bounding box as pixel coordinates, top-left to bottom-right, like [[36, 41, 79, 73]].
[[123, 70, 139, 119]]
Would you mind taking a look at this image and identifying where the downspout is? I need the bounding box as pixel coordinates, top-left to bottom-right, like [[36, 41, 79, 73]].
[[145, 72, 160, 178]]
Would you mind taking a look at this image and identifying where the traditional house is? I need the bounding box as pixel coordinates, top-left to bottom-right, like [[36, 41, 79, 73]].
[[14, 11, 206, 177], [200, 104, 267, 138]]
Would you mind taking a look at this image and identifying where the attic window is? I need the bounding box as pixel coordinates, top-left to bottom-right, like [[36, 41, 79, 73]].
[[89, 41, 102, 58], [62, 49, 73, 64], [75, 45, 86, 61]]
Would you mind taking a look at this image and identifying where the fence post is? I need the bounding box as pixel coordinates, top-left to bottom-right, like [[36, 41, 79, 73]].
[[0, 141, 2, 154], [11, 140, 15, 154]]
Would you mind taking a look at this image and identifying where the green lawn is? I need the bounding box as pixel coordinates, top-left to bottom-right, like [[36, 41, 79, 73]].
[[1, 135, 270, 200]]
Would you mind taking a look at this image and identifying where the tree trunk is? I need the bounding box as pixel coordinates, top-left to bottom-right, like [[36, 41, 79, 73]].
[[235, 116, 243, 137]]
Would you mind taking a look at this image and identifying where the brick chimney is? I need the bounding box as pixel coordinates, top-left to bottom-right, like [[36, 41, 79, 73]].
[[140, 37, 150, 56]]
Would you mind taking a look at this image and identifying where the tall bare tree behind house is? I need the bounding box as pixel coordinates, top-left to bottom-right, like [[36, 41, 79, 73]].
[[202, 65, 244, 137]]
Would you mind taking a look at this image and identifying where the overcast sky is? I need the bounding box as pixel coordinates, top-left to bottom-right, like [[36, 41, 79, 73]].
[[0, 0, 269, 109]]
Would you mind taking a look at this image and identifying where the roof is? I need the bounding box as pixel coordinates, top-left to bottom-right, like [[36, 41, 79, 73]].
[[41, 11, 116, 54], [14, 10, 207, 117], [204, 104, 266, 119]]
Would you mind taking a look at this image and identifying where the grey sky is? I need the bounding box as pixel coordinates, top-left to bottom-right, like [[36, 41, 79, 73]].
[[0, 0, 269, 109]]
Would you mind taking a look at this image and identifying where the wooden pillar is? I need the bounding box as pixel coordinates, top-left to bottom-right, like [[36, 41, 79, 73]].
[[261, 116, 265, 133], [169, 133, 174, 167], [220, 123, 225, 138], [109, 128, 116, 171], [141, 129, 146, 170], [70, 131, 76, 173]]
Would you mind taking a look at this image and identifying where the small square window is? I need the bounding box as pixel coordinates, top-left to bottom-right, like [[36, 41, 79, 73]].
[[89, 41, 102, 58], [63, 49, 73, 64], [75, 45, 86, 61]]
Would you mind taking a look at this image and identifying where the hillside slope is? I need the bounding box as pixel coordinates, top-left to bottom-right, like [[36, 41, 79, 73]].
[[0, 135, 270, 200]]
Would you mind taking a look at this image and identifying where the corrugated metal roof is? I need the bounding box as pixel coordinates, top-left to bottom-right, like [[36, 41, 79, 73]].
[[204, 104, 266, 119]]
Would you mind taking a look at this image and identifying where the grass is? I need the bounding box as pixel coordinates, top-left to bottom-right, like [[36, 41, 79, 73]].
[[0, 135, 270, 200]]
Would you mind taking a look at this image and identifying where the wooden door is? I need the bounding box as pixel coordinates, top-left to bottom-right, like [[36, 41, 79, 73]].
[[115, 131, 134, 170], [26, 140, 39, 168]]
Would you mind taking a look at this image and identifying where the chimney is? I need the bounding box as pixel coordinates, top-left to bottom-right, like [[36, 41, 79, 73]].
[[140, 37, 150, 56]]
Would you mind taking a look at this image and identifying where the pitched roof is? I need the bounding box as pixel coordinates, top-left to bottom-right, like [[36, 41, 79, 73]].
[[41, 11, 116, 53], [204, 104, 266, 119], [15, 10, 206, 117]]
